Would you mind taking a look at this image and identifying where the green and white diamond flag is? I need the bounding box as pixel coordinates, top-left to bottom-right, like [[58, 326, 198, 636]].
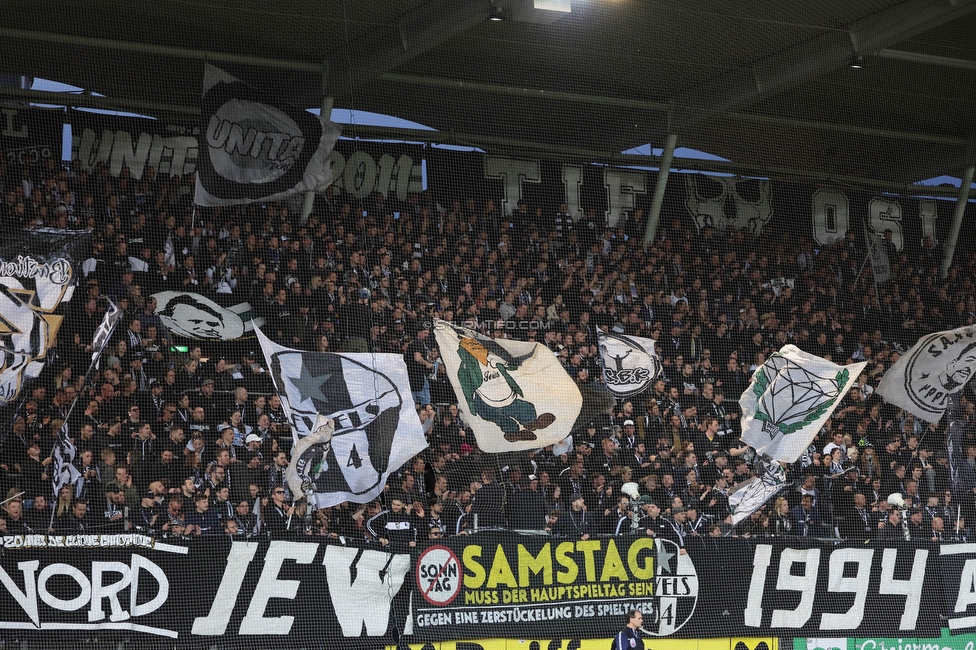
[[741, 345, 866, 463]]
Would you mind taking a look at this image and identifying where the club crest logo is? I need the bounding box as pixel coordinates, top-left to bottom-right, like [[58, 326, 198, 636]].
[[643, 538, 699, 636]]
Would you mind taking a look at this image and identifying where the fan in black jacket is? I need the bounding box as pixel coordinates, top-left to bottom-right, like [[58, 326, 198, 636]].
[[636, 497, 670, 538], [552, 493, 592, 539], [470, 469, 507, 528], [366, 497, 420, 551]]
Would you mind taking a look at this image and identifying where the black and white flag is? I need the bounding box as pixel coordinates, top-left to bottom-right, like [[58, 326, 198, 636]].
[[194, 64, 341, 207], [864, 223, 891, 285], [0, 231, 81, 405], [877, 324, 976, 422], [152, 291, 263, 341], [50, 420, 82, 498], [729, 459, 787, 525], [945, 393, 976, 495], [91, 298, 122, 367], [598, 331, 661, 397], [52, 298, 122, 499], [255, 328, 426, 507]]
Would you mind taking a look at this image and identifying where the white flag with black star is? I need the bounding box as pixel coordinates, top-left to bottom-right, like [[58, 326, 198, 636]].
[[255, 328, 427, 507]]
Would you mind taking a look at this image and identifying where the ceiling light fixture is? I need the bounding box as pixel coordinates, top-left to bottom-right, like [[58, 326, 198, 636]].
[[488, 5, 505, 21], [850, 55, 864, 69]]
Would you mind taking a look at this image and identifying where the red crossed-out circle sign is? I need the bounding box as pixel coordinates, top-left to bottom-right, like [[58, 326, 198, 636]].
[[416, 545, 462, 606]]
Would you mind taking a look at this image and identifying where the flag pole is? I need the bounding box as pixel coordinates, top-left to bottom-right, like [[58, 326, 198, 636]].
[[0, 491, 25, 508], [47, 298, 123, 531], [57, 298, 123, 435], [853, 229, 882, 287], [595, 328, 610, 391]]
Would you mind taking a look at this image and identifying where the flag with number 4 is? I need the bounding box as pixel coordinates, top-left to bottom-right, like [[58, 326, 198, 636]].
[[255, 329, 427, 507]]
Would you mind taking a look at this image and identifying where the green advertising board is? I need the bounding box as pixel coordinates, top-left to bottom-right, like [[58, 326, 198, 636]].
[[797, 630, 976, 650]]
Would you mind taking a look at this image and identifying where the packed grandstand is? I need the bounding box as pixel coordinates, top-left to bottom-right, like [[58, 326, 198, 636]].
[[5, 2, 976, 647], [0, 158, 971, 548]]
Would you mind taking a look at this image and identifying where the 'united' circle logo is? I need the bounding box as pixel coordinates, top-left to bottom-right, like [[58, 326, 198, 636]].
[[206, 100, 304, 184]]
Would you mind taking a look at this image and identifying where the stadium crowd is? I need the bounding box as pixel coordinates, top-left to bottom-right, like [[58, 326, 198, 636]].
[[1, 156, 976, 548]]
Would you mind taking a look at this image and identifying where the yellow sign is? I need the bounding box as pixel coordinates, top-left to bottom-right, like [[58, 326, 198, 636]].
[[388, 637, 779, 650], [462, 538, 657, 592]]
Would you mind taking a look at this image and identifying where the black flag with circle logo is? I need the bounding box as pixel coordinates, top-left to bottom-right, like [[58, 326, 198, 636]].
[[194, 64, 341, 207]]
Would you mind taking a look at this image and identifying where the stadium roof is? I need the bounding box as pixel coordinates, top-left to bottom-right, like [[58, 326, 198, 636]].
[[3, 0, 976, 194]]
